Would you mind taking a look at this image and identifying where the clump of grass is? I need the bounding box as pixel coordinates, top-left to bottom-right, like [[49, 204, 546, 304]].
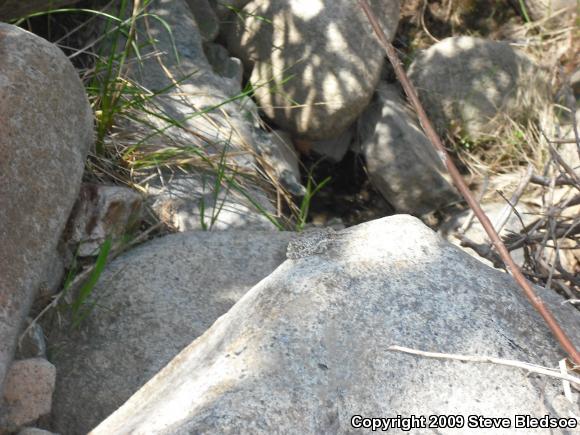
[[68, 3, 313, 227], [16, 0, 329, 236], [447, 110, 551, 180], [296, 171, 331, 232]]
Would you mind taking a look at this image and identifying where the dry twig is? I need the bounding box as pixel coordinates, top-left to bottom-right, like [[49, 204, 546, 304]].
[[388, 345, 580, 388]]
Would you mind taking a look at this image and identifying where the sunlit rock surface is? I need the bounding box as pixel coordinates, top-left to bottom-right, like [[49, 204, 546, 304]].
[[408, 36, 550, 140], [225, 0, 400, 141], [93, 216, 579, 434], [360, 83, 459, 215]]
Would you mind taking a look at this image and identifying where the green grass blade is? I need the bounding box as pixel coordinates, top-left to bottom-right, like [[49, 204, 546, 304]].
[[70, 238, 112, 328], [297, 175, 331, 231]]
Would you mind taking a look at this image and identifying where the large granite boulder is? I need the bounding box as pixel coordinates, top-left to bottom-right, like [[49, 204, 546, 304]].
[[49, 230, 293, 434], [225, 0, 400, 141], [93, 216, 579, 434], [360, 83, 459, 215], [408, 36, 551, 141], [0, 23, 92, 394]]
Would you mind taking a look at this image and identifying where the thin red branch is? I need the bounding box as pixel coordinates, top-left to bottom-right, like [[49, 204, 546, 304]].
[[358, 0, 580, 365]]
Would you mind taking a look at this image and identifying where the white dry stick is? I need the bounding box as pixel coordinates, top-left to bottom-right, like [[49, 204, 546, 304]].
[[560, 359, 574, 403], [388, 345, 580, 389]]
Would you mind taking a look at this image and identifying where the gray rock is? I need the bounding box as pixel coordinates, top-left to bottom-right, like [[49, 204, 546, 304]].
[[64, 183, 142, 257], [310, 128, 354, 163], [408, 36, 551, 140], [360, 83, 459, 215], [225, 0, 400, 140], [38, 254, 65, 302], [50, 230, 294, 434], [16, 320, 46, 360], [185, 0, 219, 41], [0, 24, 92, 393], [147, 172, 279, 231], [0, 0, 80, 21], [203, 42, 244, 85], [1, 358, 56, 432], [92, 215, 580, 434], [18, 428, 58, 435], [110, 0, 294, 196], [118, 0, 259, 169], [256, 130, 304, 196]]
